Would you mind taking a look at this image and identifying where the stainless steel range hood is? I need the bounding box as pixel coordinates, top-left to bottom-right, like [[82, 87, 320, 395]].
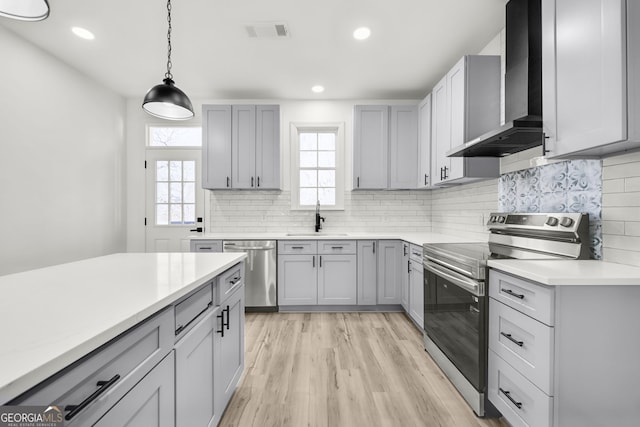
[[448, 0, 542, 157]]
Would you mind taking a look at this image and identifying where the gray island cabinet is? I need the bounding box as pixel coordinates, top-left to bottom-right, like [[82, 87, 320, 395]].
[[0, 253, 246, 427]]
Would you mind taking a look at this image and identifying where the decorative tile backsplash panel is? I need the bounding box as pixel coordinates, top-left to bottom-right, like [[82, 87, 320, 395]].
[[498, 159, 603, 259]]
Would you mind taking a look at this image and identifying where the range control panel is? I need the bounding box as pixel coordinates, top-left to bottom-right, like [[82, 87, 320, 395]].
[[487, 212, 586, 230]]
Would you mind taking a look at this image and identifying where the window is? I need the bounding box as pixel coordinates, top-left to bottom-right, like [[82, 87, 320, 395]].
[[154, 160, 197, 225], [291, 123, 344, 210], [148, 126, 201, 147]]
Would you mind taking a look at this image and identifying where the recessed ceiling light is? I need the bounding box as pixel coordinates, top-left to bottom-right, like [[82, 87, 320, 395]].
[[71, 27, 95, 40], [311, 85, 325, 93], [353, 27, 371, 41]]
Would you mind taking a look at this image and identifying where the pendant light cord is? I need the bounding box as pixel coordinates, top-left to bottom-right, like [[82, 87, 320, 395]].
[[165, 0, 173, 81]]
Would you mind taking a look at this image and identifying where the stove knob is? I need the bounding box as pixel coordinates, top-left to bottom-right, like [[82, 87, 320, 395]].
[[560, 217, 574, 227], [546, 216, 559, 226], [497, 216, 505, 223], [490, 215, 496, 223]]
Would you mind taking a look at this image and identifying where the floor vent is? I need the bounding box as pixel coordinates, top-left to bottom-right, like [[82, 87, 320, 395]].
[[245, 22, 290, 38]]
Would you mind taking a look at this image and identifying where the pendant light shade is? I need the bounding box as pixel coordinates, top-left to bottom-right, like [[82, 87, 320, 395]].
[[0, 0, 49, 21], [143, 78, 194, 120], [142, 0, 194, 121]]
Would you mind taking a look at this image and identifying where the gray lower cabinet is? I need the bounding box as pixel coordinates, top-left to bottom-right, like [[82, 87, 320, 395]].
[[408, 258, 423, 328], [216, 285, 245, 413], [278, 254, 317, 305], [376, 240, 402, 304], [356, 240, 377, 305], [400, 242, 410, 311], [95, 352, 175, 427], [317, 254, 357, 305], [175, 309, 220, 427]]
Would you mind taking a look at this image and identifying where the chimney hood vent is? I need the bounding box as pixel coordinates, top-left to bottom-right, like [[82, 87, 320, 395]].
[[448, 0, 543, 157]]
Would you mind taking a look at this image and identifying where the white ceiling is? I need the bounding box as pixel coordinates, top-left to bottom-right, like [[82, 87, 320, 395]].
[[1, 0, 505, 100]]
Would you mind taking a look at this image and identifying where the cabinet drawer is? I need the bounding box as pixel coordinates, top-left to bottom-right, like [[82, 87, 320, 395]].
[[175, 284, 213, 336], [489, 298, 554, 395], [317, 240, 356, 254], [13, 309, 173, 426], [409, 244, 422, 262], [489, 350, 553, 427], [217, 263, 244, 303], [490, 270, 555, 326], [190, 240, 222, 252], [278, 240, 317, 254]]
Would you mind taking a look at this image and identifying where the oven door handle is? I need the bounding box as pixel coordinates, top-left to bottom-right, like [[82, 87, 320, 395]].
[[424, 260, 484, 297]]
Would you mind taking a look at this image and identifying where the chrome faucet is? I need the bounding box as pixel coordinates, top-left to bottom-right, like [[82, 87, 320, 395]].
[[315, 201, 325, 232]]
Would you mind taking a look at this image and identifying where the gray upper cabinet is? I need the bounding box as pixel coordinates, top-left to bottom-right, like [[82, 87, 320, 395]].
[[353, 105, 420, 190], [542, 0, 640, 158], [202, 105, 232, 189], [418, 94, 432, 188], [431, 55, 501, 186], [389, 105, 420, 189], [353, 105, 389, 189], [202, 104, 280, 190]]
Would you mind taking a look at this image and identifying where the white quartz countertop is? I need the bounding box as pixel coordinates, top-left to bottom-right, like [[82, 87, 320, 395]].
[[189, 231, 476, 247], [0, 252, 246, 404], [488, 259, 640, 286]]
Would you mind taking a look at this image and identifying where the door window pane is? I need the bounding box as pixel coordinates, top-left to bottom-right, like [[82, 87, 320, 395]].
[[153, 159, 198, 225], [149, 126, 202, 147]]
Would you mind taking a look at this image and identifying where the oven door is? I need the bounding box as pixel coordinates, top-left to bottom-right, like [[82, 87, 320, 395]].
[[423, 260, 486, 392]]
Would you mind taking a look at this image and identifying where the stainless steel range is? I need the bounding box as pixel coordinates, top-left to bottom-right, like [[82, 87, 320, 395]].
[[422, 212, 590, 417]]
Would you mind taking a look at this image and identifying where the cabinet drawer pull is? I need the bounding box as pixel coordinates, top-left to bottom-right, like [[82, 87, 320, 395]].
[[291, 246, 304, 250], [217, 312, 225, 337], [499, 388, 523, 409], [501, 288, 525, 299], [65, 374, 121, 420], [175, 302, 213, 336], [228, 276, 241, 285], [199, 247, 212, 250], [500, 332, 524, 347], [331, 246, 344, 250]]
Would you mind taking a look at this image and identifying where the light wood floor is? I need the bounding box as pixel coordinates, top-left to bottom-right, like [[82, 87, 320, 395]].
[[220, 312, 508, 427]]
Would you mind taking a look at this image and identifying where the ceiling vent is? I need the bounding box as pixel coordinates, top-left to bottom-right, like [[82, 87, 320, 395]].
[[245, 22, 290, 38]]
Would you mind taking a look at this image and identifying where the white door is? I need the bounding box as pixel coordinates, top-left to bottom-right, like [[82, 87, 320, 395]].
[[145, 149, 205, 252]]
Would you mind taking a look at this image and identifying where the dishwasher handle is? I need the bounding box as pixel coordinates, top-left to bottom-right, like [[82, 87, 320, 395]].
[[224, 245, 275, 251]]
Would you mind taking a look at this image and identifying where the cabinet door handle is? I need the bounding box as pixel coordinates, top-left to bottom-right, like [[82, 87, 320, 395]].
[[217, 312, 225, 337], [499, 388, 523, 409], [500, 332, 524, 347], [251, 176, 254, 187], [65, 375, 121, 420], [357, 177, 360, 188], [373, 242, 376, 254], [444, 166, 448, 179], [403, 245, 408, 256], [501, 288, 525, 299], [226, 177, 230, 188], [312, 255, 315, 268], [319, 255, 322, 268], [257, 176, 260, 187], [408, 260, 411, 273], [224, 305, 230, 330]]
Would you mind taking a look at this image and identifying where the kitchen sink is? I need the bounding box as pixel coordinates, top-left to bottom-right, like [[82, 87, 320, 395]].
[[285, 233, 349, 237]]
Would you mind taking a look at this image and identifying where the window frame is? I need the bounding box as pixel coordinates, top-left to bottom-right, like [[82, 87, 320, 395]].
[[146, 124, 202, 147], [290, 122, 345, 211]]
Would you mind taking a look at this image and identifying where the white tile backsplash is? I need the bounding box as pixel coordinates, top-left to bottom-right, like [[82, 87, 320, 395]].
[[205, 150, 640, 268], [207, 190, 432, 234], [602, 151, 640, 266]]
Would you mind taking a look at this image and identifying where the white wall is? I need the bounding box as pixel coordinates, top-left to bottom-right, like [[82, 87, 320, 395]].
[[0, 26, 126, 276]]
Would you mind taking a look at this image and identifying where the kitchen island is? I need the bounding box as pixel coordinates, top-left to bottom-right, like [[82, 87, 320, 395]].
[[0, 252, 246, 426]]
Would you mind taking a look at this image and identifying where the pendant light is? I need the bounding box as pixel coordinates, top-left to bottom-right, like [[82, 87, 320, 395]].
[[0, 0, 49, 21], [142, 0, 194, 120]]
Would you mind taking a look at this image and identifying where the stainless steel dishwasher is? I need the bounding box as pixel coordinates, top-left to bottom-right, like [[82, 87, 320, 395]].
[[223, 240, 277, 311]]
